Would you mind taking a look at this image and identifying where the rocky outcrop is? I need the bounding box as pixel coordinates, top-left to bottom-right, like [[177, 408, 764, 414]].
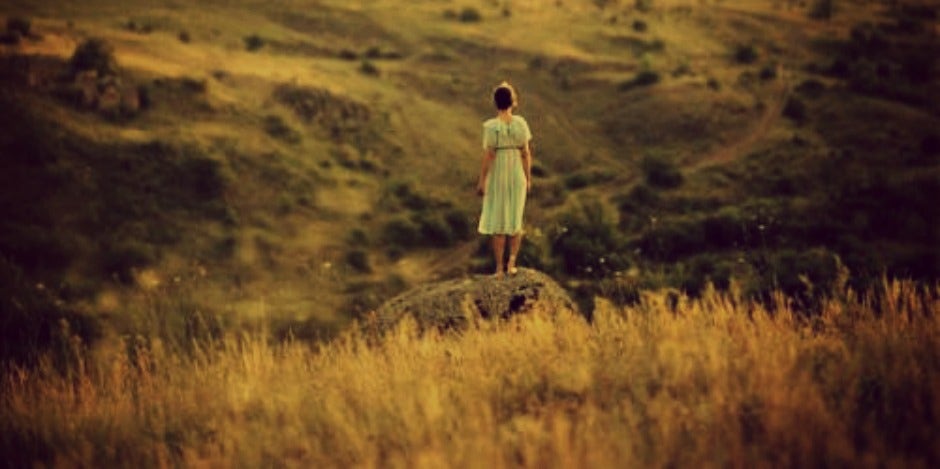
[[369, 268, 579, 332]]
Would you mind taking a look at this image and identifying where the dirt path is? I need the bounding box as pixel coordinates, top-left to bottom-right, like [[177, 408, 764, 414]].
[[694, 64, 792, 169]]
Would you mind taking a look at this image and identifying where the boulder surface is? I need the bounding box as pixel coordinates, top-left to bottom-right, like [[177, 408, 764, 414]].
[[372, 268, 579, 332]]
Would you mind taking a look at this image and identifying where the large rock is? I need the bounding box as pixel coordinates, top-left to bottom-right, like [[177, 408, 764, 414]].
[[370, 268, 579, 332]]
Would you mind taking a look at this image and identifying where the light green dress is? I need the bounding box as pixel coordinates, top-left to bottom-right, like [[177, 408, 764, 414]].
[[478, 115, 532, 235]]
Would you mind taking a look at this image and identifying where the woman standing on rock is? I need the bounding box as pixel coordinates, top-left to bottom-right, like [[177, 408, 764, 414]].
[[476, 81, 533, 278]]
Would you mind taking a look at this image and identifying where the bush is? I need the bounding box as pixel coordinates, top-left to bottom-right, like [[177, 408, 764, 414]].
[[619, 70, 660, 91], [782, 96, 807, 123], [360, 60, 380, 76], [809, 0, 835, 20], [734, 44, 758, 64], [632, 19, 648, 32], [759, 64, 777, 80], [706, 77, 721, 91], [345, 249, 371, 273], [6, 16, 30, 36], [263, 115, 301, 144], [551, 201, 630, 277], [382, 216, 420, 249], [635, 0, 654, 13], [244, 34, 264, 51], [796, 79, 826, 98], [458, 7, 482, 22], [641, 154, 683, 189], [0, 30, 21, 45], [178, 30, 191, 43], [69, 37, 118, 77]]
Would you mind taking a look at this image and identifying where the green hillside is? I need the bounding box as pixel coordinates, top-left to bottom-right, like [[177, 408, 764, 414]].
[[0, 0, 937, 358]]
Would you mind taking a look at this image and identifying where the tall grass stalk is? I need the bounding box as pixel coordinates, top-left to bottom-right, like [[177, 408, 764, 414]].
[[1, 281, 938, 467]]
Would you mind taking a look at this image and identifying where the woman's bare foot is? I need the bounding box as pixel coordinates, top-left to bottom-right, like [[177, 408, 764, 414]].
[[494, 264, 505, 279], [507, 256, 518, 275]]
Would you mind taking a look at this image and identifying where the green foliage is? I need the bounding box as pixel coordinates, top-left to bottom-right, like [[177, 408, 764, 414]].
[[796, 79, 826, 99], [263, 115, 302, 144], [782, 96, 807, 123], [635, 0, 654, 13], [6, 16, 30, 36], [0, 255, 101, 366], [640, 154, 683, 189], [69, 37, 118, 76], [808, 0, 835, 20], [619, 70, 660, 91], [824, 21, 938, 109], [458, 7, 482, 22], [759, 64, 777, 80], [733, 44, 759, 64], [551, 201, 630, 277], [244, 34, 264, 51], [345, 249, 372, 273], [360, 59, 380, 76]]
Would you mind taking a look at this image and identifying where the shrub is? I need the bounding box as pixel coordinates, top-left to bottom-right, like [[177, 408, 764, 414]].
[[6, 16, 30, 36], [69, 37, 118, 77], [641, 154, 683, 189], [782, 96, 807, 123], [809, 0, 835, 20], [244, 34, 264, 51], [415, 212, 455, 247], [0, 30, 20, 45], [632, 19, 648, 32], [364, 46, 382, 59], [796, 79, 826, 98], [551, 201, 630, 277], [734, 44, 758, 64], [360, 60, 380, 76], [382, 216, 420, 249], [345, 249, 371, 273], [444, 209, 472, 241], [564, 172, 591, 190], [707, 77, 721, 91], [635, 0, 655, 13], [263, 115, 301, 144], [338, 49, 358, 60], [458, 7, 482, 22], [619, 70, 660, 91], [178, 30, 191, 43], [759, 64, 777, 80]]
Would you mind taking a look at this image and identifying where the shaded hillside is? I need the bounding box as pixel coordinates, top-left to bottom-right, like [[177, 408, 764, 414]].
[[0, 0, 937, 349]]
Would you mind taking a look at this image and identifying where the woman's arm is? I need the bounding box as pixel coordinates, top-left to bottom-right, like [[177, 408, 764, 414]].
[[521, 142, 532, 192], [476, 149, 495, 196]]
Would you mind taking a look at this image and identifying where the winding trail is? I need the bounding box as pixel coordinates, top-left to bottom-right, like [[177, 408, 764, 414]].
[[694, 64, 792, 169]]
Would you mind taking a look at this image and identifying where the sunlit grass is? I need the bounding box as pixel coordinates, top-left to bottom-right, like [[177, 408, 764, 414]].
[[2, 280, 937, 467]]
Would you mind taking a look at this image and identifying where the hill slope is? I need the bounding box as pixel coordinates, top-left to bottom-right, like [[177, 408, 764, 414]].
[[0, 0, 937, 348]]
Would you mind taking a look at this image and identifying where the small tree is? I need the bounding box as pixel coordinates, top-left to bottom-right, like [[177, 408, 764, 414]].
[[6, 17, 31, 36], [809, 0, 835, 20], [69, 37, 118, 77]]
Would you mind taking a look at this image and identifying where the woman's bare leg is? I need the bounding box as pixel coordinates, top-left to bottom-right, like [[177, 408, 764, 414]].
[[507, 233, 523, 274], [491, 235, 506, 278]]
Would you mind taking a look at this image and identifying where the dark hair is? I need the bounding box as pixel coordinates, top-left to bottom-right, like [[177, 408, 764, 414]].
[[493, 83, 516, 110]]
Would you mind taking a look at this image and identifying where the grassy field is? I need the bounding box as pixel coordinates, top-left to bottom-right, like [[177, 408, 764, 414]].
[[2, 280, 938, 467], [0, 0, 938, 464]]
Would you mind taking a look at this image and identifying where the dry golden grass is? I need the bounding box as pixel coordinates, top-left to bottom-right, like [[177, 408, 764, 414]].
[[2, 280, 938, 468]]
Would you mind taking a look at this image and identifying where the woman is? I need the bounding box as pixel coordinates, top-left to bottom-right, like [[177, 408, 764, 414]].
[[476, 81, 533, 278]]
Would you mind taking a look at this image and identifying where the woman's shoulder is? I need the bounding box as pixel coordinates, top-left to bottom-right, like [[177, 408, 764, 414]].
[[482, 117, 500, 128]]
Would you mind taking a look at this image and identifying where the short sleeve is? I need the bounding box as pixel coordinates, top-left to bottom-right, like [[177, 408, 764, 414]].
[[518, 117, 532, 143]]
